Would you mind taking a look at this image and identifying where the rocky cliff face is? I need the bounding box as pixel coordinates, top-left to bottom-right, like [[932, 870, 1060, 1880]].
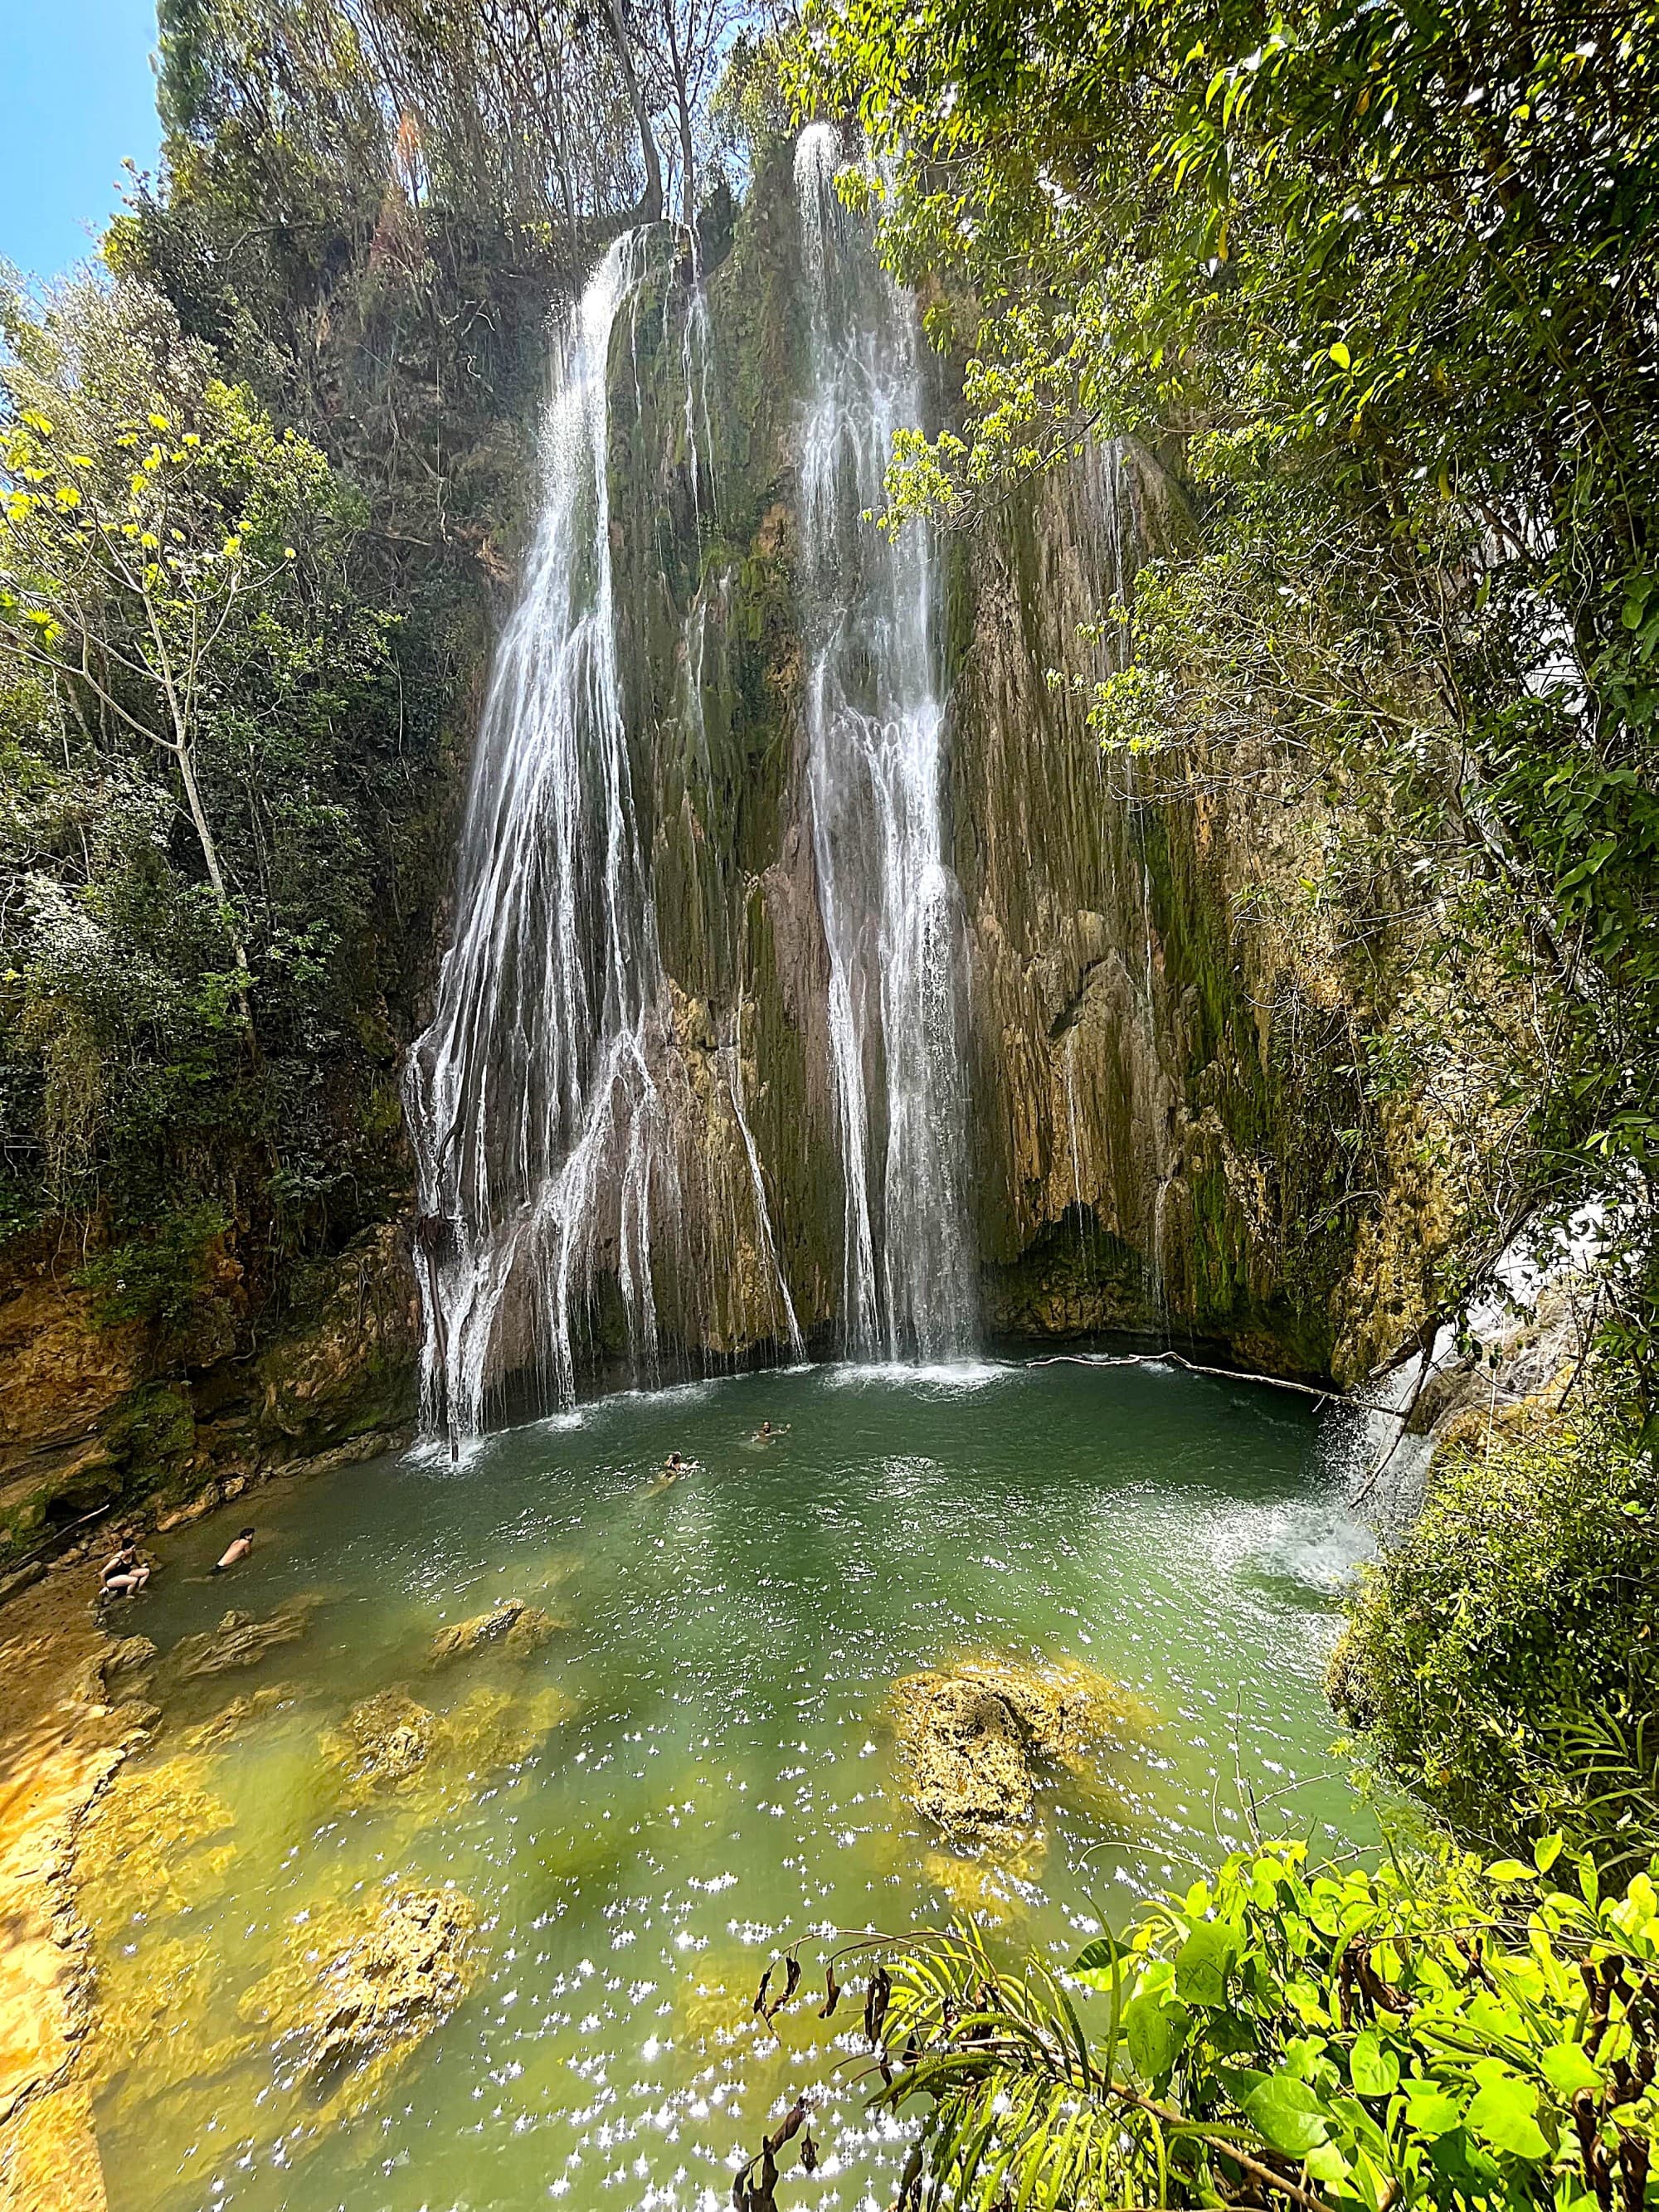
[[0, 1227, 419, 1584], [0, 145, 1458, 1541], [541, 146, 1441, 1397]]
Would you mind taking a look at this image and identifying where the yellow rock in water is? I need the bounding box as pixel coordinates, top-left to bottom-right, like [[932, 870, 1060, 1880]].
[[890, 1651, 1151, 1845], [240, 1884, 475, 2088], [428, 1597, 558, 1664], [76, 1753, 236, 1922], [922, 1846, 1041, 1925], [319, 1689, 434, 1794], [182, 1685, 295, 1750]]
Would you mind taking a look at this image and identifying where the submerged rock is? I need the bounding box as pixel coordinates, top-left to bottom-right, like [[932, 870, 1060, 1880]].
[[320, 1682, 575, 1815], [428, 1597, 555, 1665], [105, 1634, 158, 1682], [171, 1599, 318, 1679], [322, 1691, 434, 1786], [896, 1673, 1039, 1836], [892, 1655, 1143, 1844], [280, 1885, 474, 2083], [182, 1685, 295, 1750], [76, 1753, 237, 1921]]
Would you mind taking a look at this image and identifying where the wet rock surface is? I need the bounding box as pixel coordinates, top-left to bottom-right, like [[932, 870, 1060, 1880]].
[[255, 1885, 476, 2085], [170, 1598, 318, 1678], [0, 1573, 155, 2210], [323, 1691, 434, 1785], [892, 1655, 1141, 1845], [103, 1636, 158, 1683], [429, 1597, 555, 1664]]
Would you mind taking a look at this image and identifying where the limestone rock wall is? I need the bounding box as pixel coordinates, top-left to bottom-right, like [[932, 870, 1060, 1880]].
[[580, 158, 1418, 1388]]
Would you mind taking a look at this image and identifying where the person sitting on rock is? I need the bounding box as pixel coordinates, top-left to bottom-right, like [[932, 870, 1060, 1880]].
[[212, 1527, 256, 1574], [100, 1537, 151, 1598]]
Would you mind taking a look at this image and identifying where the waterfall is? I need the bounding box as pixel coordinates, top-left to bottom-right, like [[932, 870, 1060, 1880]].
[[794, 124, 977, 1360], [404, 236, 685, 1436]]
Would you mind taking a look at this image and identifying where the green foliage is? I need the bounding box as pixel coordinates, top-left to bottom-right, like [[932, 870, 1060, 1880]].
[[0, 275, 413, 1266], [75, 1202, 231, 1330], [787, 0, 1659, 1380], [766, 1840, 1659, 2212], [1335, 1398, 1658, 1866]]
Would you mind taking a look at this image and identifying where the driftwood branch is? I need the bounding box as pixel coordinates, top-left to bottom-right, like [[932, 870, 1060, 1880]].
[[1023, 1349, 1344, 1401]]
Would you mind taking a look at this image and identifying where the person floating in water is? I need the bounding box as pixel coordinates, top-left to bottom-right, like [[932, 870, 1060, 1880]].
[[100, 1535, 151, 1598], [649, 1451, 696, 1494], [752, 1420, 791, 1441], [212, 1527, 256, 1574]]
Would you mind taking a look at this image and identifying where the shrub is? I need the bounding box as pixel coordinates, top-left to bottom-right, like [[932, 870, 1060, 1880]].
[[1331, 1398, 1657, 1861], [743, 1839, 1659, 2212]]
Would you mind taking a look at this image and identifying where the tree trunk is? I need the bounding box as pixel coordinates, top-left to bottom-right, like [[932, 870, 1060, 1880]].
[[606, 0, 664, 225], [169, 735, 258, 1048]]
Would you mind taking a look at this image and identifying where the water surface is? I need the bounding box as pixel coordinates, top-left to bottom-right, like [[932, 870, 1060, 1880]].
[[89, 1359, 1372, 2212]]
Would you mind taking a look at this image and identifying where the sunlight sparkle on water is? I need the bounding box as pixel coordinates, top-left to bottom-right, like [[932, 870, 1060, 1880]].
[[86, 1360, 1373, 2212]]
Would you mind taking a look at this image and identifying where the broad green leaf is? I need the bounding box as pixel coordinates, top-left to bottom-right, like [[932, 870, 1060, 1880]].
[[1329, 341, 1351, 368], [1349, 2030, 1399, 2097], [1402, 2079, 1463, 2138], [1467, 2075, 1550, 2160], [1540, 2044, 1601, 2095], [1306, 2142, 1354, 2188], [1124, 1991, 1190, 2088], [1174, 1918, 1239, 2005], [1243, 2073, 1331, 2155]]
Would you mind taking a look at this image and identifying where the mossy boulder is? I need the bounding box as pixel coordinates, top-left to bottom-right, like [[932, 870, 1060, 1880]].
[[892, 1654, 1142, 1844], [428, 1597, 556, 1665]]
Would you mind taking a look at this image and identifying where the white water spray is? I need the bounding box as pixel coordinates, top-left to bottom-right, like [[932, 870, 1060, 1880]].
[[794, 124, 976, 1359], [404, 237, 685, 1435]]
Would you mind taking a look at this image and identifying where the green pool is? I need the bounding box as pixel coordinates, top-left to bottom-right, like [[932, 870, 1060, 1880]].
[[87, 1357, 1374, 2212]]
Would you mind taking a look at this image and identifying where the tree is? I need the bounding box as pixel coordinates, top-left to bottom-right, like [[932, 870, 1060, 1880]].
[[0, 277, 398, 1242], [1, 291, 371, 1039]]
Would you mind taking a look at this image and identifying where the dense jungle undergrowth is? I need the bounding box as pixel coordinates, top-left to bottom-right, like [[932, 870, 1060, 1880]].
[[2, 0, 1657, 2201]]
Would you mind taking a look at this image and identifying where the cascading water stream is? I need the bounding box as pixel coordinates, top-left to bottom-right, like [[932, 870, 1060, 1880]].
[[404, 236, 682, 1437], [794, 124, 977, 1360]]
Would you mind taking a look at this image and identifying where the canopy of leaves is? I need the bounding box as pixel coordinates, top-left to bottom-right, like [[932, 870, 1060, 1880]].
[[0, 278, 408, 1271], [1335, 1388, 1659, 1864]]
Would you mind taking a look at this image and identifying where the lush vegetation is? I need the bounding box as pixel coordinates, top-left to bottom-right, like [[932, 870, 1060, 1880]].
[[787, 0, 1659, 1393], [747, 1839, 1659, 2212], [1335, 1388, 1659, 1869], [0, 0, 763, 1358]]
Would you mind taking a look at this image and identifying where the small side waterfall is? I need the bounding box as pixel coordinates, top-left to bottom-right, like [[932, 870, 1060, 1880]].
[[794, 124, 977, 1359], [405, 236, 684, 1435]]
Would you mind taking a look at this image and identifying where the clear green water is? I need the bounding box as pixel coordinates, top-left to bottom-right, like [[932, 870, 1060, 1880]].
[[88, 1358, 1374, 2212]]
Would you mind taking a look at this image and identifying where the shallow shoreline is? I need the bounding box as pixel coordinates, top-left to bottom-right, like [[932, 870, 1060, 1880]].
[[0, 1563, 157, 2212]]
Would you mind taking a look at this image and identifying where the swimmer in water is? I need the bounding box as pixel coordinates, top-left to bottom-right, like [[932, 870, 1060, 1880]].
[[648, 1451, 695, 1494], [212, 1527, 256, 1574], [752, 1420, 791, 1441]]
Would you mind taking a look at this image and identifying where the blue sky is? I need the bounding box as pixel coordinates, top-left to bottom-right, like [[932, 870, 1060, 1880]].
[[2, 0, 162, 285]]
